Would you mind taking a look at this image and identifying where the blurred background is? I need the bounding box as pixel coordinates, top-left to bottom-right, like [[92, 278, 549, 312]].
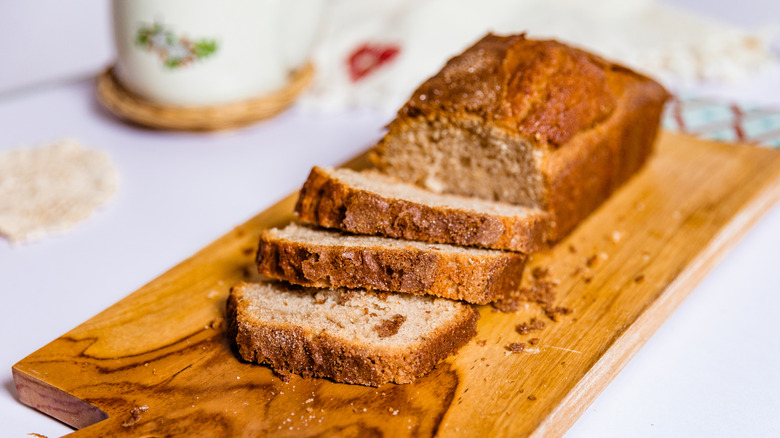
[[1, 0, 778, 106]]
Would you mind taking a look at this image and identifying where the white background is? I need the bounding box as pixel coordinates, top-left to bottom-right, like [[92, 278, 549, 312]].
[[1, 1, 779, 437]]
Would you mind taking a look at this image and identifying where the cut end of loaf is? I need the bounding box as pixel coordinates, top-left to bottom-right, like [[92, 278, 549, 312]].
[[373, 116, 546, 208], [227, 281, 479, 386]]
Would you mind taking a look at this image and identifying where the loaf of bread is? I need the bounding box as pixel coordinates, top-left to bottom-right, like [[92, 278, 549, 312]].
[[257, 222, 526, 304], [371, 34, 670, 242], [295, 166, 550, 253], [227, 281, 479, 386]]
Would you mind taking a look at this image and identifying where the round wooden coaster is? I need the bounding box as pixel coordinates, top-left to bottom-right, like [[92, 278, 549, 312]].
[[96, 63, 314, 131]]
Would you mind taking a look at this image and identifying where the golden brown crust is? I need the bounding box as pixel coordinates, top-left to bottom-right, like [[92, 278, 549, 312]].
[[541, 66, 668, 240], [398, 33, 617, 147], [256, 227, 527, 304], [227, 282, 479, 386], [294, 167, 550, 253]]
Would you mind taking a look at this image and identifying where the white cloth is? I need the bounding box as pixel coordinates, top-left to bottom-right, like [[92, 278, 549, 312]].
[[300, 0, 778, 113]]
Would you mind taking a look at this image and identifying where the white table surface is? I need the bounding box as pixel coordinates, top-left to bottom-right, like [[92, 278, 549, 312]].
[[2, 1, 780, 437]]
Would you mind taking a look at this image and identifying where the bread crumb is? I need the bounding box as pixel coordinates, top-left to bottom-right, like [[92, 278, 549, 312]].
[[544, 306, 573, 322], [506, 342, 526, 353], [529, 338, 539, 345], [586, 255, 599, 268], [516, 318, 545, 335], [528, 395, 537, 401], [476, 339, 487, 346], [634, 274, 645, 283], [610, 230, 623, 243], [531, 266, 549, 279], [121, 406, 149, 427]]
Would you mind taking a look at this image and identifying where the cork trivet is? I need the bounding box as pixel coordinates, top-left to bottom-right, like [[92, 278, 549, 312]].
[[96, 63, 314, 132]]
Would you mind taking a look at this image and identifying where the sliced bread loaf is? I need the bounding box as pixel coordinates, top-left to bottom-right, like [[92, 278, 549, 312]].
[[294, 166, 550, 253], [227, 281, 479, 386], [371, 34, 669, 242], [257, 222, 526, 304]]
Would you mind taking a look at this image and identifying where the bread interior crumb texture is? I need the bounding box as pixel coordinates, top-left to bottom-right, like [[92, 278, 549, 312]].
[[328, 166, 540, 217], [241, 282, 469, 347]]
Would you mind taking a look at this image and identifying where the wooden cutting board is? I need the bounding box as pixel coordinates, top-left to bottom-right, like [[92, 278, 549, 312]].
[[13, 132, 780, 437]]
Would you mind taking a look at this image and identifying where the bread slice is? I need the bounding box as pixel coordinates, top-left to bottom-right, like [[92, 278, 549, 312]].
[[257, 222, 526, 304], [227, 281, 479, 386], [294, 166, 550, 253], [371, 34, 670, 242]]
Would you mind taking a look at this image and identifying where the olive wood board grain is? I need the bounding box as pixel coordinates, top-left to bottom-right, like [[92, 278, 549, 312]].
[[12, 132, 780, 437]]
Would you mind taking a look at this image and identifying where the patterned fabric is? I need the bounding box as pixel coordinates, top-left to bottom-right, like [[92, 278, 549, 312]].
[[663, 96, 780, 148]]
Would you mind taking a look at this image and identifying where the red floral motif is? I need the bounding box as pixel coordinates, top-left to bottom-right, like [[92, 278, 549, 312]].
[[347, 43, 401, 82]]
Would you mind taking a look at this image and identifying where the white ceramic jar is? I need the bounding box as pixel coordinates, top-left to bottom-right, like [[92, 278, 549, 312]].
[[112, 0, 325, 106]]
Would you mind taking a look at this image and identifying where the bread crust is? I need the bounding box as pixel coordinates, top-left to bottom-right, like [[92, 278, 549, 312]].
[[396, 34, 617, 147], [294, 167, 550, 253], [373, 34, 670, 242], [227, 282, 479, 386], [256, 227, 527, 304]]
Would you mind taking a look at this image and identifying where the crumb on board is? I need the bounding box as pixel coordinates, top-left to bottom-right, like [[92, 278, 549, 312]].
[[492, 264, 573, 321], [516, 318, 546, 335], [121, 406, 149, 428], [529, 338, 539, 346], [476, 339, 487, 346], [506, 342, 526, 354]]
